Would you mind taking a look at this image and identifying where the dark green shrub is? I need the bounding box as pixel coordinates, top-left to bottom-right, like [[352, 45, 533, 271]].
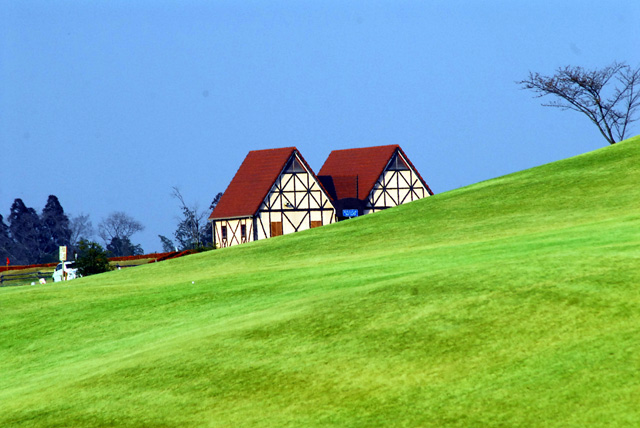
[[76, 240, 112, 276]]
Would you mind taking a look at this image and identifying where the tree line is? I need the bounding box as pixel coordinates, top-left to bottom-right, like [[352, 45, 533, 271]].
[[0, 195, 71, 264], [0, 195, 145, 265], [1, 196, 74, 265], [1, 189, 223, 267]]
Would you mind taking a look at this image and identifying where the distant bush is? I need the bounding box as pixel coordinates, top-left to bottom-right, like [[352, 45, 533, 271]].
[[76, 240, 112, 276]]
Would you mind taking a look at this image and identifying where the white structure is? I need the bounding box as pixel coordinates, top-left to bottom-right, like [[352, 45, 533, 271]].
[[318, 145, 433, 220], [209, 147, 336, 248]]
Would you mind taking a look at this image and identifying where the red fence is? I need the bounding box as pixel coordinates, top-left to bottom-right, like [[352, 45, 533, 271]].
[[0, 250, 198, 282], [0, 262, 57, 273]]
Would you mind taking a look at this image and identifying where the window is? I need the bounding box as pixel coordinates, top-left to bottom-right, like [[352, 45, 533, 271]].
[[310, 221, 322, 228], [221, 225, 227, 240], [284, 157, 306, 173], [387, 153, 409, 171], [270, 221, 283, 237], [241, 224, 246, 238]]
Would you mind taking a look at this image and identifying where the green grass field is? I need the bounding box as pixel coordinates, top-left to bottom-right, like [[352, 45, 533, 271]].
[[1, 136, 639, 427]]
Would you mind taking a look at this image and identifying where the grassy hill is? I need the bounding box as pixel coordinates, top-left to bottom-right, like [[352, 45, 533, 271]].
[[1, 136, 639, 427]]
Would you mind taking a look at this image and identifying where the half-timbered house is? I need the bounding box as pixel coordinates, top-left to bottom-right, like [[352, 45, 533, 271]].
[[318, 145, 433, 220], [209, 147, 336, 248]]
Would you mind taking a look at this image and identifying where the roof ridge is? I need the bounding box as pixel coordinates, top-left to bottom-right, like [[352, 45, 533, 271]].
[[327, 144, 399, 152]]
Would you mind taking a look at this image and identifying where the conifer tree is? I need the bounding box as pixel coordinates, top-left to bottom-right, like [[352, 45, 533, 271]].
[[0, 214, 15, 264], [8, 199, 45, 264], [41, 195, 71, 257]]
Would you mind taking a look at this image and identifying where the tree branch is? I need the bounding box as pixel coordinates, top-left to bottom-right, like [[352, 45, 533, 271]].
[[518, 62, 640, 145]]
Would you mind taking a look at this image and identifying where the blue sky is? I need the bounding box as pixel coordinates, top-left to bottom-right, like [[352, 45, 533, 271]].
[[2, 0, 639, 252]]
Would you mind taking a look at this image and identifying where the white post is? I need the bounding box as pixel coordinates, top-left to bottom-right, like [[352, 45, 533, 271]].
[[59, 246, 67, 280]]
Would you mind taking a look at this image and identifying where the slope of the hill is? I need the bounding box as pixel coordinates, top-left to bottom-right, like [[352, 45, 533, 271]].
[[1, 136, 639, 427]]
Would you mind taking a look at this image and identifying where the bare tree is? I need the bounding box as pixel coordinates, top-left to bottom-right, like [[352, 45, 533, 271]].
[[98, 211, 144, 246], [519, 62, 640, 145], [70, 213, 94, 247], [171, 187, 209, 250]]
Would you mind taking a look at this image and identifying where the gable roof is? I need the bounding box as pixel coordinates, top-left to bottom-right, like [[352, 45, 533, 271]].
[[209, 147, 328, 220], [209, 147, 296, 220], [318, 145, 433, 200]]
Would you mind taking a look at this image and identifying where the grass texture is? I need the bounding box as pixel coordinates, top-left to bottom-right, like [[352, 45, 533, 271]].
[[1, 136, 639, 427]]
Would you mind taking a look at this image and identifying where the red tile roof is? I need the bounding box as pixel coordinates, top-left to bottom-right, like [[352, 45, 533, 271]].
[[318, 145, 433, 200], [209, 147, 328, 220], [209, 148, 296, 220]]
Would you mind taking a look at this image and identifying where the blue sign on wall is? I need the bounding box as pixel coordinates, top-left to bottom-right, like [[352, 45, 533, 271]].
[[342, 209, 359, 218]]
